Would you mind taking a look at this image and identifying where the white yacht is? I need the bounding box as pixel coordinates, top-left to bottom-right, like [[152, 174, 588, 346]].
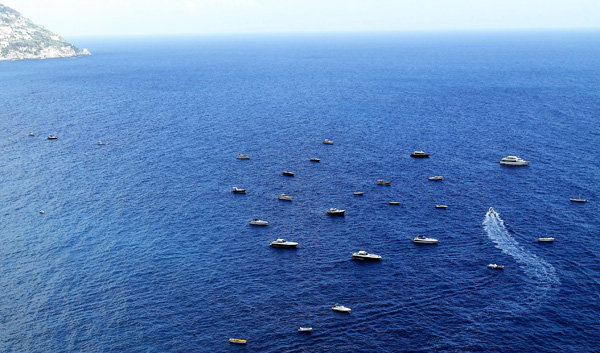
[[331, 304, 351, 313], [323, 139, 334, 145], [570, 198, 587, 203], [47, 135, 58, 140], [269, 238, 298, 248], [410, 151, 430, 158], [282, 171, 295, 176], [538, 237, 555, 242], [389, 201, 400, 205], [412, 235, 438, 244], [28, 132, 35, 136], [428, 176, 443, 181], [435, 205, 448, 209], [500, 156, 530, 165], [97, 141, 105, 145], [232, 187, 246, 194], [278, 193, 293, 201], [249, 219, 268, 226], [376, 180, 391, 185], [353, 192, 364, 195], [327, 208, 346, 216], [298, 327, 313, 333], [236, 154, 250, 159], [488, 264, 504, 270], [352, 250, 382, 261], [309, 158, 321, 162]]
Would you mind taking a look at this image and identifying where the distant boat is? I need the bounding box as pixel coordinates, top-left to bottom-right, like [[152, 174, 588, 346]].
[[488, 264, 504, 270], [323, 139, 334, 145], [410, 151, 429, 158], [298, 327, 313, 333], [388, 201, 400, 205], [270, 238, 298, 248], [352, 250, 382, 261], [376, 180, 391, 185], [28, 132, 34, 136], [47, 135, 58, 140], [570, 198, 587, 203], [309, 158, 321, 162], [487, 207, 498, 216], [278, 193, 293, 201], [39, 210, 45, 214], [332, 304, 351, 313], [500, 156, 529, 166], [327, 208, 346, 216], [353, 192, 364, 195], [428, 176, 443, 181], [232, 187, 246, 194], [435, 205, 448, 209], [538, 237, 555, 242], [282, 171, 295, 176], [249, 219, 269, 226], [236, 154, 250, 159], [412, 235, 438, 244], [97, 141, 105, 145], [229, 338, 247, 344]]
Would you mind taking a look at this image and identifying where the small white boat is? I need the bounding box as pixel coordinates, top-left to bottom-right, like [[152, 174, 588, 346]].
[[487, 207, 498, 216], [309, 158, 320, 162], [232, 187, 246, 194], [298, 327, 313, 333], [39, 210, 45, 214], [278, 193, 293, 201], [270, 238, 298, 248], [412, 235, 438, 244], [332, 304, 351, 313], [28, 132, 35, 136], [327, 208, 346, 216], [428, 176, 443, 181], [229, 338, 247, 344], [282, 171, 295, 176], [488, 264, 504, 270], [389, 201, 400, 205], [249, 219, 268, 226], [410, 151, 430, 158], [435, 205, 448, 209], [352, 250, 382, 261], [570, 198, 587, 203], [97, 141, 105, 145], [538, 237, 555, 242], [47, 135, 58, 140], [323, 139, 334, 145], [500, 156, 530, 166], [236, 154, 250, 159], [376, 180, 391, 185], [353, 192, 364, 195]]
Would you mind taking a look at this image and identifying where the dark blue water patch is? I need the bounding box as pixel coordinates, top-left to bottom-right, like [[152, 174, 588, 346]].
[[0, 31, 599, 352]]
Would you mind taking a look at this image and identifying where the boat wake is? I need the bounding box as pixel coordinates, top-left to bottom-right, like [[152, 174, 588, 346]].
[[483, 207, 560, 308]]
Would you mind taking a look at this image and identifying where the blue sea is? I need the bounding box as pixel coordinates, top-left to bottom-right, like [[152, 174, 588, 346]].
[[0, 31, 599, 352]]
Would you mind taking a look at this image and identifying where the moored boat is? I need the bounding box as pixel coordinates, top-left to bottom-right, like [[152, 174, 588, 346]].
[[323, 139, 334, 145], [47, 135, 58, 140], [570, 198, 587, 203], [309, 158, 320, 162], [376, 180, 391, 185], [229, 338, 247, 344], [353, 192, 364, 195], [388, 201, 400, 205], [232, 187, 246, 194], [269, 238, 298, 248], [435, 205, 448, 209], [298, 327, 313, 333], [249, 219, 268, 226], [327, 208, 346, 216], [410, 151, 429, 158], [428, 176, 443, 181], [278, 193, 293, 201], [28, 132, 35, 136], [282, 171, 295, 176], [500, 156, 529, 166], [332, 304, 351, 313], [352, 250, 382, 261], [538, 237, 555, 242], [236, 154, 250, 159], [97, 141, 105, 145], [412, 235, 438, 244], [488, 264, 504, 270]]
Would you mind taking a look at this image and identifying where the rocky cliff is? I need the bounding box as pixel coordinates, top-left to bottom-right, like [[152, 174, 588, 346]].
[[0, 3, 90, 61]]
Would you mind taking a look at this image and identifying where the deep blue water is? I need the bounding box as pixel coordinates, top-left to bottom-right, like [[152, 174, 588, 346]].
[[0, 31, 599, 352]]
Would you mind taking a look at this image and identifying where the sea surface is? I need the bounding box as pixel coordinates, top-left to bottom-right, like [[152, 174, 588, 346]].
[[0, 31, 599, 352]]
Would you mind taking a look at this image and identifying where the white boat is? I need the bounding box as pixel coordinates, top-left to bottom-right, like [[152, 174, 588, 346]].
[[282, 171, 295, 176], [278, 193, 293, 201], [47, 135, 58, 140], [327, 208, 346, 216], [28, 132, 35, 136], [332, 304, 351, 313], [39, 210, 45, 214], [487, 207, 498, 216], [353, 192, 364, 195], [376, 180, 391, 185], [500, 156, 530, 165], [232, 187, 246, 194], [412, 235, 438, 244], [236, 154, 250, 159], [298, 327, 313, 333], [410, 151, 430, 158], [538, 237, 555, 242], [269, 238, 298, 248], [352, 250, 382, 261], [428, 176, 443, 181], [389, 201, 400, 205], [488, 264, 504, 270], [97, 141, 105, 145], [309, 158, 320, 162], [249, 219, 268, 226], [435, 205, 448, 209], [323, 139, 334, 145], [570, 198, 587, 203]]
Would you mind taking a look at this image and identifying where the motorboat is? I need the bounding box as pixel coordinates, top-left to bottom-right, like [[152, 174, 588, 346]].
[[352, 250, 382, 261], [39, 210, 45, 214], [389, 201, 400, 205], [229, 338, 247, 344], [500, 156, 530, 165], [487, 207, 498, 216], [232, 187, 246, 194], [488, 264, 504, 270], [282, 171, 295, 176], [428, 176, 443, 181], [412, 235, 438, 244], [435, 205, 448, 209], [538, 237, 555, 242], [309, 158, 321, 162], [323, 139, 334, 145], [410, 151, 430, 158], [269, 238, 298, 248], [97, 141, 105, 145], [327, 208, 346, 216], [332, 304, 351, 313], [298, 327, 313, 333], [570, 198, 587, 203], [236, 154, 250, 159], [28, 132, 34, 136], [353, 192, 364, 195], [278, 193, 293, 201], [249, 219, 268, 226], [47, 135, 58, 140], [376, 180, 391, 185]]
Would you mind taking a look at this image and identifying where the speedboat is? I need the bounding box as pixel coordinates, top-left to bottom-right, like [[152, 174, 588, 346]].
[[500, 156, 530, 165], [487, 207, 498, 216], [232, 187, 246, 194], [298, 327, 313, 333], [309, 158, 321, 162], [28, 132, 35, 136], [229, 338, 247, 344], [389, 201, 400, 205], [47, 135, 58, 140], [488, 264, 504, 270], [323, 139, 334, 145], [282, 171, 295, 176], [538, 237, 555, 242], [410, 151, 430, 158], [332, 304, 351, 313], [570, 198, 587, 203], [278, 193, 293, 201], [352, 250, 382, 261], [269, 238, 298, 248], [353, 192, 364, 195], [412, 235, 438, 244], [236, 154, 250, 159], [97, 141, 105, 145], [428, 176, 443, 181], [249, 219, 268, 226], [327, 208, 346, 216], [376, 180, 391, 185], [435, 205, 448, 209]]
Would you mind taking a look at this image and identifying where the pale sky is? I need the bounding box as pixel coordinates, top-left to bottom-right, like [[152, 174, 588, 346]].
[[2, 0, 599, 37]]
